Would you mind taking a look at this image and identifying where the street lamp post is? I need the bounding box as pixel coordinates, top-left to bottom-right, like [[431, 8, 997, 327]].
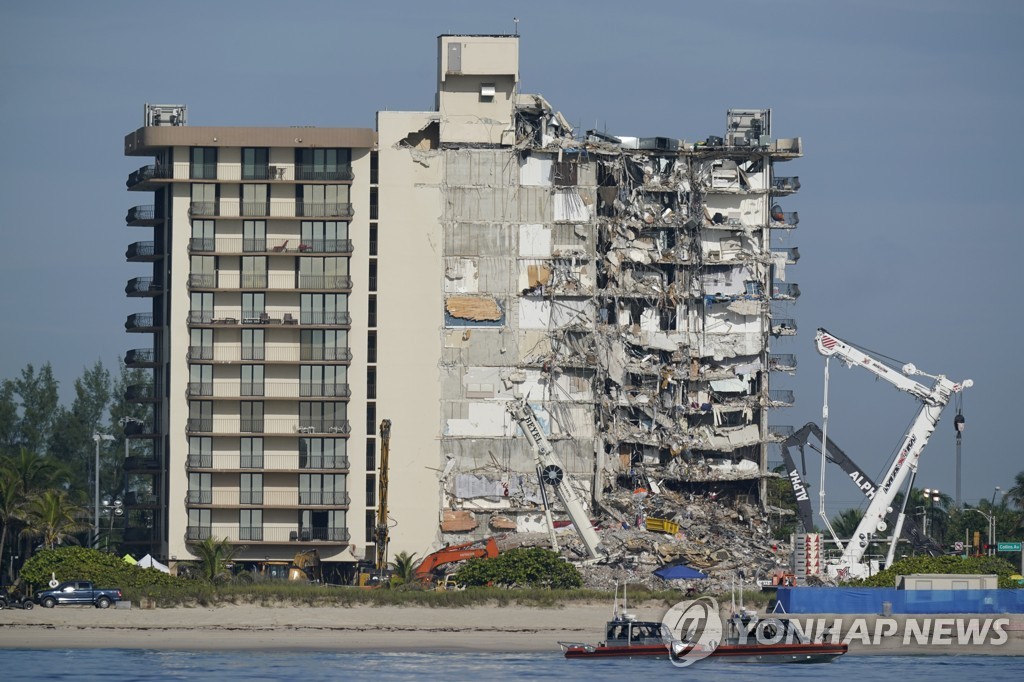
[[964, 507, 994, 557], [92, 433, 115, 548], [922, 488, 940, 539]]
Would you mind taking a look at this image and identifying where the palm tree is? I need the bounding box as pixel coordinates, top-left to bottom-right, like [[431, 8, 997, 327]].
[[1007, 471, 1024, 511], [17, 489, 88, 550], [190, 537, 244, 583], [0, 470, 24, 581], [390, 551, 419, 585], [830, 508, 864, 539]]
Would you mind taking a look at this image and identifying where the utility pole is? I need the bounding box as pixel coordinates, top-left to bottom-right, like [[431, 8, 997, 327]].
[[954, 413, 964, 508]]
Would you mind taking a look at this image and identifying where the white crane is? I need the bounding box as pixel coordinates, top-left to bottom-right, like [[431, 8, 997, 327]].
[[506, 398, 605, 559], [814, 329, 972, 579]]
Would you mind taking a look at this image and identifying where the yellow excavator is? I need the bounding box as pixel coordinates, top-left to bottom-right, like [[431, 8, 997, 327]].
[[358, 419, 392, 587], [260, 549, 322, 582]]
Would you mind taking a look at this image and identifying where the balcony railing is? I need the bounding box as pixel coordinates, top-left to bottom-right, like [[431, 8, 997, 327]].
[[126, 164, 171, 189], [768, 354, 797, 371], [126, 241, 158, 260], [240, 491, 264, 505], [125, 313, 157, 331], [187, 382, 213, 397], [186, 453, 213, 468], [243, 238, 267, 252], [300, 312, 351, 326], [184, 238, 354, 255], [188, 525, 350, 543], [769, 424, 795, 439], [771, 246, 800, 263], [240, 455, 265, 469], [188, 200, 354, 219], [126, 277, 161, 296], [240, 419, 265, 433], [186, 490, 213, 504], [241, 202, 271, 217], [295, 165, 354, 181], [189, 237, 216, 253], [771, 282, 801, 300], [187, 311, 214, 325], [124, 491, 158, 505], [190, 163, 218, 180], [186, 418, 214, 433], [187, 345, 214, 361], [769, 389, 795, 406], [187, 418, 351, 435], [297, 420, 351, 435], [771, 176, 801, 193], [297, 275, 352, 290], [769, 210, 799, 228], [300, 384, 351, 398], [300, 347, 353, 362], [126, 205, 157, 225], [299, 491, 350, 506], [241, 346, 265, 361], [297, 239, 353, 254], [189, 201, 218, 217], [124, 348, 157, 366], [188, 274, 216, 288], [188, 490, 350, 507], [126, 383, 158, 401], [297, 202, 354, 218], [770, 318, 797, 336]]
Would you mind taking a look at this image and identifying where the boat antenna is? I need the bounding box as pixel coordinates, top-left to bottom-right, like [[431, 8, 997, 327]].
[[731, 574, 736, 615], [623, 583, 628, 616], [613, 580, 619, 620]]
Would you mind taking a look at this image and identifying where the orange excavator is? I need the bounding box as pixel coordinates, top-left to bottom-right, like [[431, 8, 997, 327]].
[[413, 538, 499, 584]]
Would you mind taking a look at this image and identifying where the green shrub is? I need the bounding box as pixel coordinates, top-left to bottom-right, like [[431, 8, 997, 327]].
[[453, 547, 583, 589], [19, 547, 186, 594], [849, 555, 1021, 588]]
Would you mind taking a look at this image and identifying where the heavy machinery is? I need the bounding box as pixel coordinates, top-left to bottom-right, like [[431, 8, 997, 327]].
[[813, 328, 972, 579], [413, 537, 500, 584], [506, 398, 605, 559], [779, 422, 943, 556], [259, 549, 322, 582], [366, 419, 392, 586]]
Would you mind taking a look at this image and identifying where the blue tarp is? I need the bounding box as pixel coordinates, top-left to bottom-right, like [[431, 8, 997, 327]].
[[775, 587, 1024, 614], [654, 564, 708, 580]]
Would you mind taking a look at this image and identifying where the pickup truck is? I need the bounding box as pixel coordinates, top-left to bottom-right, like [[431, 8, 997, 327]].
[[34, 581, 123, 608]]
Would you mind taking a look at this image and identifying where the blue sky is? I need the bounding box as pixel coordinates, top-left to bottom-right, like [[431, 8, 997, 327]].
[[1, 0, 1020, 515]]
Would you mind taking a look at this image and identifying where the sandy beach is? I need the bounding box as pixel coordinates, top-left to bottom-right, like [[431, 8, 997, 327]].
[[2, 603, 1022, 655]]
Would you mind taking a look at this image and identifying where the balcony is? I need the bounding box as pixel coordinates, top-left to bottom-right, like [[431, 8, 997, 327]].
[[123, 459, 159, 475], [297, 239, 353, 254], [184, 454, 350, 471], [187, 418, 350, 435], [125, 277, 161, 297], [770, 176, 801, 194], [186, 382, 213, 397], [770, 318, 797, 337], [125, 312, 159, 332], [297, 275, 352, 290], [297, 202, 354, 219], [186, 418, 214, 433], [187, 311, 214, 325], [297, 420, 351, 435], [186, 453, 213, 469], [187, 345, 213, 361], [295, 165, 354, 181], [187, 273, 216, 289], [300, 347, 353, 362], [300, 312, 351, 326], [187, 525, 350, 544], [771, 246, 800, 264], [126, 163, 173, 190], [126, 383, 159, 402], [189, 200, 354, 219], [768, 389, 795, 406], [123, 421, 160, 439], [768, 354, 797, 371], [126, 205, 158, 226], [186, 490, 213, 505], [771, 282, 801, 300], [187, 490, 350, 508], [769, 207, 799, 229], [126, 241, 160, 261], [188, 201, 218, 217], [124, 348, 158, 367], [189, 237, 216, 253], [769, 424, 795, 440], [240, 419, 265, 433]]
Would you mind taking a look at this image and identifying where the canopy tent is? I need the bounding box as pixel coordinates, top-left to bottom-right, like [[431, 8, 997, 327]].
[[654, 564, 708, 581], [122, 554, 138, 565], [138, 554, 171, 574]]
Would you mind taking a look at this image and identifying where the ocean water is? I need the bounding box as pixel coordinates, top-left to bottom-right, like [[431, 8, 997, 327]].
[[0, 651, 1020, 682]]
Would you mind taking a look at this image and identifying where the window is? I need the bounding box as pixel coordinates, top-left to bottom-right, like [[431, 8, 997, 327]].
[[366, 402, 375, 436], [299, 401, 346, 433], [365, 438, 376, 470], [369, 151, 378, 184], [367, 331, 377, 363], [189, 364, 212, 397], [188, 401, 213, 432], [190, 183, 217, 216], [188, 509, 211, 540], [296, 148, 351, 181], [300, 184, 350, 217], [241, 184, 269, 216], [241, 401, 264, 433], [368, 295, 377, 328], [241, 365, 264, 396], [240, 473, 263, 504], [366, 475, 376, 507], [301, 329, 348, 361], [190, 147, 217, 179], [243, 220, 266, 252], [240, 509, 263, 541], [299, 438, 347, 469], [242, 293, 265, 322], [189, 328, 213, 360], [299, 473, 347, 505], [299, 257, 348, 289], [190, 255, 215, 288], [191, 219, 215, 252], [368, 260, 377, 292], [242, 329, 265, 361], [241, 437, 264, 468], [301, 220, 349, 253], [367, 366, 376, 400], [242, 148, 269, 180], [369, 224, 378, 256], [187, 472, 211, 504], [241, 256, 267, 289], [300, 293, 348, 325], [300, 365, 347, 397], [366, 510, 376, 541], [300, 509, 347, 541], [188, 436, 212, 468], [370, 187, 378, 220]]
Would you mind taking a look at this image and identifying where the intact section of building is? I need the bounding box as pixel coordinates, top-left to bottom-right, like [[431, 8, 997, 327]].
[[379, 35, 802, 558], [123, 110, 374, 579]]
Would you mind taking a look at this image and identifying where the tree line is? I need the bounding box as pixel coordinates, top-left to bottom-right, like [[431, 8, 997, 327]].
[[0, 360, 149, 584]]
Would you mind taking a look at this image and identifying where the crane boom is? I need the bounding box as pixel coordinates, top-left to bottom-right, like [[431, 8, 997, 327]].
[[506, 399, 604, 559], [813, 329, 972, 578], [374, 419, 392, 573]]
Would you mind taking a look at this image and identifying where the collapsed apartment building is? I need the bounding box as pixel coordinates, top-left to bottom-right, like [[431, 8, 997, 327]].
[[377, 34, 802, 560]]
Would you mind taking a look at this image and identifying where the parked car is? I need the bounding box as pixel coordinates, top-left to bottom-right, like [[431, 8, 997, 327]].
[[34, 581, 123, 608], [0, 589, 35, 609]]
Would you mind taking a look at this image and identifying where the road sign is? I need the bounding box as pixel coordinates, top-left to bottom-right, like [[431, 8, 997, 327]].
[[997, 542, 1021, 552], [954, 541, 964, 551]]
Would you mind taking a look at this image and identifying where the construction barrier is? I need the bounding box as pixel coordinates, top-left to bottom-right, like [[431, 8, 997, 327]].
[[775, 587, 1024, 614]]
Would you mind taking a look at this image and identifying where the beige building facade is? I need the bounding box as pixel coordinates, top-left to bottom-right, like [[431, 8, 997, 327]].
[[122, 34, 801, 578]]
